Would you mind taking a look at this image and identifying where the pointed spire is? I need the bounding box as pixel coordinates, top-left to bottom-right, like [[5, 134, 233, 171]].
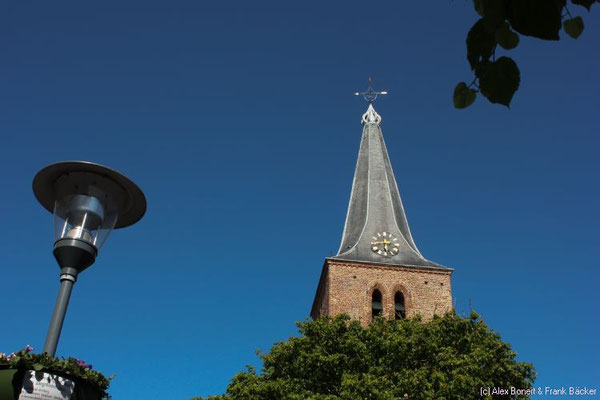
[[332, 104, 445, 269]]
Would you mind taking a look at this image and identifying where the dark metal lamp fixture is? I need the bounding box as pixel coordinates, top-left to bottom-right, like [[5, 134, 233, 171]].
[[33, 161, 146, 357]]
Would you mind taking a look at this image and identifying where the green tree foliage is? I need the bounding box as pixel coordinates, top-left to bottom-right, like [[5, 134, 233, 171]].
[[454, 0, 598, 109], [194, 312, 535, 400]]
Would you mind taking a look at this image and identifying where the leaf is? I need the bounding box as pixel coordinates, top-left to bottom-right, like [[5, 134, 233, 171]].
[[481, 0, 508, 33], [473, 0, 484, 15], [479, 56, 520, 107], [466, 19, 496, 71], [33, 363, 44, 371], [563, 16, 584, 38], [495, 22, 520, 49], [453, 82, 477, 109], [507, 0, 565, 40], [571, 0, 596, 11]]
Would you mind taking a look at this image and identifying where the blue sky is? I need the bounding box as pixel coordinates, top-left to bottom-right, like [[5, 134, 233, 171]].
[[1, 1, 598, 399]]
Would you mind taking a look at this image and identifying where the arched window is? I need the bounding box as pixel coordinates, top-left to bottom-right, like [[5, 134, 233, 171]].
[[395, 291, 406, 320], [372, 289, 383, 319]]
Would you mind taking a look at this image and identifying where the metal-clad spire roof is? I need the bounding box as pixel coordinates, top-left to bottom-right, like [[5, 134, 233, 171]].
[[331, 104, 446, 269]]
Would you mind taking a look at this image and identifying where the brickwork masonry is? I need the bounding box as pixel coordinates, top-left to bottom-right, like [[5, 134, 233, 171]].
[[312, 259, 453, 325]]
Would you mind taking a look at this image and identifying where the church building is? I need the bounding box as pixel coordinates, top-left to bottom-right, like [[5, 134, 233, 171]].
[[311, 92, 453, 324]]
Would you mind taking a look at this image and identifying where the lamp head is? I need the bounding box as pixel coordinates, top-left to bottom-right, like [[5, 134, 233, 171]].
[[33, 161, 146, 272]]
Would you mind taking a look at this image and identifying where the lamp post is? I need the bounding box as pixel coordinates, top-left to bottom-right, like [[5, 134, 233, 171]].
[[33, 161, 146, 357]]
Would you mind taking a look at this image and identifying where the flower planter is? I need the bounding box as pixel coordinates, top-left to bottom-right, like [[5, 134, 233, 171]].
[[0, 367, 104, 400]]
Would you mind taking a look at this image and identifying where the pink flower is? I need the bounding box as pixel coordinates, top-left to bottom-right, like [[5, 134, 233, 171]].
[[75, 359, 92, 369], [25, 345, 34, 353]]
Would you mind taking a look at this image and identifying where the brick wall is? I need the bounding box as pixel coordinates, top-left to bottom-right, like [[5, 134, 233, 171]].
[[313, 259, 453, 325]]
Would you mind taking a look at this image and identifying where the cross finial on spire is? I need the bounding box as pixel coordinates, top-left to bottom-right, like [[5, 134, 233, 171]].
[[354, 77, 388, 103]]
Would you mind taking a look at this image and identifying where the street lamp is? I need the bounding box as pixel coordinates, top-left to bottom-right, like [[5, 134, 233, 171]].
[[33, 161, 146, 357]]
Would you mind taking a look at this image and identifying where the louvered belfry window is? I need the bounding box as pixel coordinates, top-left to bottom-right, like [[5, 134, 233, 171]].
[[372, 289, 383, 319], [395, 291, 406, 320]]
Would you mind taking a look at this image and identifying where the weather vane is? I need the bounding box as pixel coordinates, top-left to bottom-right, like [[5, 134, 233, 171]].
[[354, 77, 388, 104]]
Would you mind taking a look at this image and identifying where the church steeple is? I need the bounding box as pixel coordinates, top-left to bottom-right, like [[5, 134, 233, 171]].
[[310, 81, 452, 323], [331, 103, 446, 269]]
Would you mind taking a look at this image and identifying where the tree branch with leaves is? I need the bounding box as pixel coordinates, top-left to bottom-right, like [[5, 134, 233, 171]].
[[454, 0, 597, 109]]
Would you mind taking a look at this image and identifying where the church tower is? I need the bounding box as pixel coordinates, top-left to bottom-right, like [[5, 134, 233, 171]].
[[311, 87, 453, 324]]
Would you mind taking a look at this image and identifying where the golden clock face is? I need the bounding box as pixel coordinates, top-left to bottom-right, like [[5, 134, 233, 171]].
[[371, 232, 400, 256]]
